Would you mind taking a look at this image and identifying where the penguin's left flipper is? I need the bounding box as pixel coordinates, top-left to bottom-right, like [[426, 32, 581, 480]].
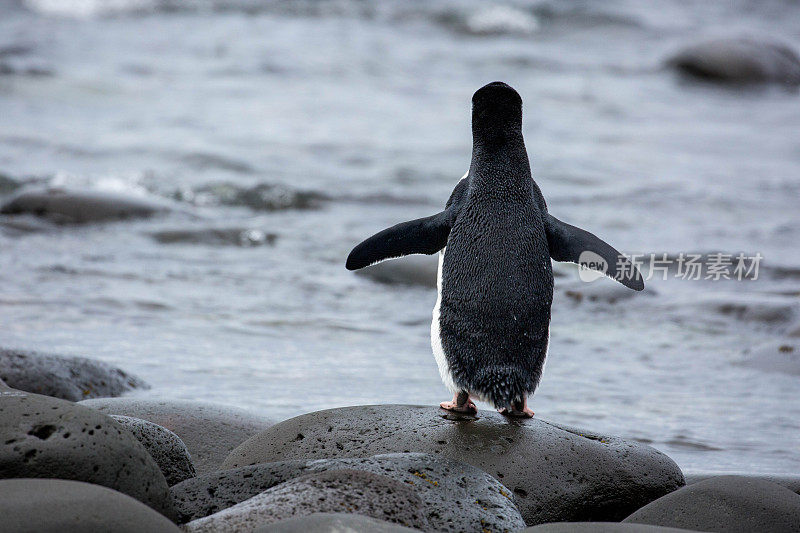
[[545, 214, 645, 291], [346, 209, 454, 270]]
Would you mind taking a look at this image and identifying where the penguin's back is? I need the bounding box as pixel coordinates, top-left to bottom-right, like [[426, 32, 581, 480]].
[[437, 190, 554, 406]]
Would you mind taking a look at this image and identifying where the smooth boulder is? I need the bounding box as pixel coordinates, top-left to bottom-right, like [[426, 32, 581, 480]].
[[79, 398, 274, 474], [0, 389, 174, 519], [0, 348, 148, 401], [222, 405, 684, 525], [110, 415, 196, 486], [184, 469, 429, 533], [667, 37, 800, 85], [171, 452, 524, 531], [0, 187, 173, 223], [255, 513, 419, 533], [523, 524, 694, 532], [0, 478, 181, 533], [685, 471, 800, 495], [624, 475, 800, 532]]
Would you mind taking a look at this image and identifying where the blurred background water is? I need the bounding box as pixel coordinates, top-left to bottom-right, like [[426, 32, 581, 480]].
[[1, 0, 799, 473]]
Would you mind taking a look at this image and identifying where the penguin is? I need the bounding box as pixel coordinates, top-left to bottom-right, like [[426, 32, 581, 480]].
[[346, 81, 644, 417]]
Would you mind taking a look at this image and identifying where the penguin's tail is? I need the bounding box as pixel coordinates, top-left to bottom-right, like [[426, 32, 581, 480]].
[[470, 365, 537, 411]]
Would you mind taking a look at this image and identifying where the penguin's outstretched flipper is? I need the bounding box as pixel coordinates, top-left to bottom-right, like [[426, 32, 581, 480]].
[[346, 209, 454, 270], [545, 214, 645, 291]]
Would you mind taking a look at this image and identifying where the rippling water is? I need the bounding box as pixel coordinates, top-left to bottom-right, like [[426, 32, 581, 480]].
[[1, 0, 799, 473]]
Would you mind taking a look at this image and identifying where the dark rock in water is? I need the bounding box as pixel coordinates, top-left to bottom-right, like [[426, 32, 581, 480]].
[[0, 478, 181, 532], [623, 475, 800, 532], [221, 405, 684, 526], [187, 181, 327, 211], [110, 415, 196, 486], [0, 172, 21, 193], [0, 60, 53, 77], [0, 389, 175, 519], [685, 471, 800, 496], [149, 227, 277, 247], [171, 452, 524, 531], [183, 469, 429, 533], [254, 513, 419, 533], [697, 294, 798, 328], [737, 341, 800, 376], [560, 280, 652, 304], [522, 523, 692, 532], [0, 348, 149, 401], [79, 398, 275, 475], [0, 187, 174, 223], [357, 255, 438, 288], [667, 38, 800, 85]]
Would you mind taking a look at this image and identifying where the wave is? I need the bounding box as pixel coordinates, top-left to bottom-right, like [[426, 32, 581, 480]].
[[18, 0, 641, 38], [175, 181, 328, 211], [148, 227, 277, 247]]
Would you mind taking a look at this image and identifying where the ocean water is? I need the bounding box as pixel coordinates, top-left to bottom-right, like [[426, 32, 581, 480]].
[[1, 0, 799, 473]]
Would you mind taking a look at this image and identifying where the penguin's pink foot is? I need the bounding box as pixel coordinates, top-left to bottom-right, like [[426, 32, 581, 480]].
[[439, 391, 477, 414], [499, 398, 534, 418]]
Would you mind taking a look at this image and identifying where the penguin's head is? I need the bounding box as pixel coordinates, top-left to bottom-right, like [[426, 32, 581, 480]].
[[471, 81, 523, 143]]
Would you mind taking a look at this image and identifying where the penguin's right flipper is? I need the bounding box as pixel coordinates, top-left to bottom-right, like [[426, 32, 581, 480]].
[[545, 214, 645, 291], [346, 209, 454, 270]]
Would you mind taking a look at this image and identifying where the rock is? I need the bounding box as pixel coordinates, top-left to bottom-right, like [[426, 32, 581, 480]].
[[560, 280, 652, 304], [697, 294, 798, 328], [0, 389, 175, 519], [221, 405, 684, 525], [737, 341, 800, 376], [356, 255, 438, 288], [0, 348, 149, 401], [667, 37, 800, 85], [110, 415, 196, 486], [171, 452, 524, 531], [183, 469, 429, 533], [623, 475, 800, 532], [685, 471, 800, 496], [0, 172, 21, 193], [522, 523, 693, 532], [254, 513, 419, 533], [79, 398, 274, 475], [0, 478, 181, 532], [0, 187, 174, 223]]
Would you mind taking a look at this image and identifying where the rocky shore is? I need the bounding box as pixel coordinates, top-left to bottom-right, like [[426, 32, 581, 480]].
[[1, 350, 799, 532]]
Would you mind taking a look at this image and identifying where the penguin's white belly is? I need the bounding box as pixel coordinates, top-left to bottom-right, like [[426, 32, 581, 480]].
[[431, 247, 458, 394]]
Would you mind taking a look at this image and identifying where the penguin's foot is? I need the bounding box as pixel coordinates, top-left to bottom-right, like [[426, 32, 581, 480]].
[[499, 398, 534, 418], [439, 391, 477, 414]]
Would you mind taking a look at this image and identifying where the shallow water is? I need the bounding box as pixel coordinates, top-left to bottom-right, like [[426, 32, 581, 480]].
[[1, 0, 799, 473]]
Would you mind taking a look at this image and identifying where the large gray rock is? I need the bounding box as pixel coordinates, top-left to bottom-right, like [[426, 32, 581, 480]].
[[79, 398, 274, 474], [523, 524, 694, 532], [0, 389, 174, 519], [0, 348, 148, 401], [254, 513, 419, 533], [184, 469, 429, 533], [221, 405, 684, 525], [110, 415, 196, 486], [0, 187, 173, 223], [667, 37, 800, 85], [0, 478, 181, 533], [685, 471, 800, 495], [171, 452, 524, 531], [624, 475, 800, 532]]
